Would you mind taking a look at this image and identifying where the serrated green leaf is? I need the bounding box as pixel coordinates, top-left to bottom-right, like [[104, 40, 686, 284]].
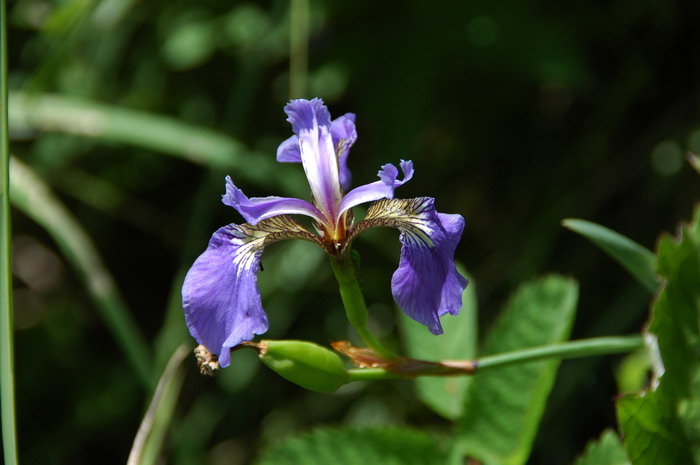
[[617, 205, 700, 465], [573, 429, 630, 465], [400, 265, 477, 420], [256, 427, 447, 465], [456, 275, 579, 465], [562, 219, 657, 294]]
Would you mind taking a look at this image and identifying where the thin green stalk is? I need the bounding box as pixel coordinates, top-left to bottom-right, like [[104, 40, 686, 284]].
[[127, 344, 189, 465], [9, 157, 153, 388], [477, 335, 643, 371], [0, 0, 19, 461], [289, 0, 309, 98], [346, 335, 644, 382], [329, 252, 396, 360]]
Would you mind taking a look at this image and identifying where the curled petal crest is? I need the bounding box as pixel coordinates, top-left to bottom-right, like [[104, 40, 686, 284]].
[[350, 197, 468, 333], [331, 113, 357, 190], [182, 216, 320, 366], [338, 160, 414, 215]]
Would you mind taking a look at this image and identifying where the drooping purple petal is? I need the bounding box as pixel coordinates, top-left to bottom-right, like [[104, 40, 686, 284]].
[[182, 225, 268, 368], [222, 176, 326, 225], [182, 217, 320, 367], [283, 99, 343, 220], [350, 197, 467, 333], [338, 160, 414, 216]]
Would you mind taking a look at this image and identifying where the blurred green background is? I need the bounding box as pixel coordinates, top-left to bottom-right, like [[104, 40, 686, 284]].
[[6, 0, 700, 464]]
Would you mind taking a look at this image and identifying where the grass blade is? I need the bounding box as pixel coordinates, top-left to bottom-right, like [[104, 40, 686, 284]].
[[0, 0, 20, 462], [562, 218, 658, 294], [9, 157, 153, 388], [9, 92, 305, 193], [127, 344, 189, 465]]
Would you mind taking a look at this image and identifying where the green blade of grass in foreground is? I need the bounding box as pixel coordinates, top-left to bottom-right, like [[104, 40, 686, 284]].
[[562, 218, 658, 294], [9, 156, 153, 388], [0, 0, 20, 461], [127, 344, 189, 465]]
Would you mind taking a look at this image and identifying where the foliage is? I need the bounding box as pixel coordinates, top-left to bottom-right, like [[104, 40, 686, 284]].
[[456, 276, 578, 465], [256, 427, 447, 465], [616, 207, 700, 464]]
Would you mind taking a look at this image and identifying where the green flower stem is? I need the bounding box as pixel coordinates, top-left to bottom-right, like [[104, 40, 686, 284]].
[[346, 335, 644, 382], [0, 0, 19, 462], [330, 252, 396, 360]]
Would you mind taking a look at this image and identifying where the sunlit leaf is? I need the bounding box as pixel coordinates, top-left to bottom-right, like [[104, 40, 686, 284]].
[[455, 275, 579, 465], [616, 205, 700, 465], [573, 429, 630, 465], [562, 219, 657, 294]]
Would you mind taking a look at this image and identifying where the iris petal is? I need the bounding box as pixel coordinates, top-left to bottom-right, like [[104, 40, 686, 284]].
[[182, 217, 319, 366], [350, 197, 468, 333], [223, 176, 325, 225], [276, 135, 301, 163], [284, 99, 343, 220], [331, 113, 357, 190], [276, 111, 357, 192]]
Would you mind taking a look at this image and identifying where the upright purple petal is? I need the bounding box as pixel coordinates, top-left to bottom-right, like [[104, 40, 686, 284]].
[[182, 216, 320, 366], [338, 160, 414, 215], [276, 135, 301, 163], [331, 113, 357, 190], [223, 176, 326, 225], [276, 110, 357, 191], [350, 197, 468, 333], [284, 99, 342, 221]]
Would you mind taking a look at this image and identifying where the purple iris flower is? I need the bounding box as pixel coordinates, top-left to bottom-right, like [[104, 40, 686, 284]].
[[182, 98, 468, 367]]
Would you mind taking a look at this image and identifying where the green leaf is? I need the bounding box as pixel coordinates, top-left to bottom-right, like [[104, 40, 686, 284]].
[[456, 275, 579, 465], [256, 427, 447, 465], [400, 265, 477, 420], [573, 429, 630, 465], [0, 5, 18, 464], [616, 205, 700, 464], [562, 219, 657, 294]]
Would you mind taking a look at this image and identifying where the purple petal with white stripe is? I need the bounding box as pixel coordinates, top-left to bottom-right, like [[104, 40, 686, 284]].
[[222, 176, 325, 225], [284, 99, 343, 220], [351, 197, 468, 333], [182, 216, 319, 366], [338, 160, 413, 215], [182, 225, 268, 368], [276, 105, 357, 191]]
